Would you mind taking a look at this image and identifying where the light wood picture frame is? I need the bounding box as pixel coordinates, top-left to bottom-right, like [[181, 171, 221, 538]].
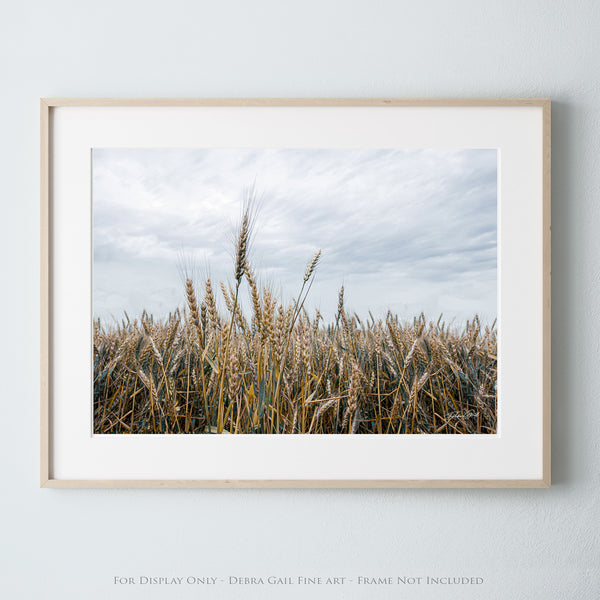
[[41, 98, 550, 488]]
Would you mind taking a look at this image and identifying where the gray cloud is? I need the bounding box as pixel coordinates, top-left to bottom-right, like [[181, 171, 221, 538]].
[[93, 148, 497, 325]]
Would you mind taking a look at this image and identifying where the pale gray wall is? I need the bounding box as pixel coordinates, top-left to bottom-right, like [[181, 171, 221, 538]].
[[1, 1, 599, 598]]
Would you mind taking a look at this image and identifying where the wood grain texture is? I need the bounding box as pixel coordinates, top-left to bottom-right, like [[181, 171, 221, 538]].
[[542, 99, 552, 487], [40, 98, 551, 489], [41, 97, 549, 107], [40, 99, 50, 486], [40, 479, 550, 489]]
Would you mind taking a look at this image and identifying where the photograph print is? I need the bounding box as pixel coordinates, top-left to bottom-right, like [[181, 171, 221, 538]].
[[92, 147, 497, 435]]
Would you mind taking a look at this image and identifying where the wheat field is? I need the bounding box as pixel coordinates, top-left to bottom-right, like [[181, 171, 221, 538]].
[[93, 207, 497, 435]]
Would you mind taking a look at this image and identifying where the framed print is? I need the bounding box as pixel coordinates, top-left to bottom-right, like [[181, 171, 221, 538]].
[[40, 98, 550, 488]]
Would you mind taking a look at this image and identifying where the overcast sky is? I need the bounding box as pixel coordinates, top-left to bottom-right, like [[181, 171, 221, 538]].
[[92, 148, 497, 326]]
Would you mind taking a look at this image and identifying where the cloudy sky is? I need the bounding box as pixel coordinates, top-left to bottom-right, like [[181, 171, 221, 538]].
[[92, 148, 497, 326]]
